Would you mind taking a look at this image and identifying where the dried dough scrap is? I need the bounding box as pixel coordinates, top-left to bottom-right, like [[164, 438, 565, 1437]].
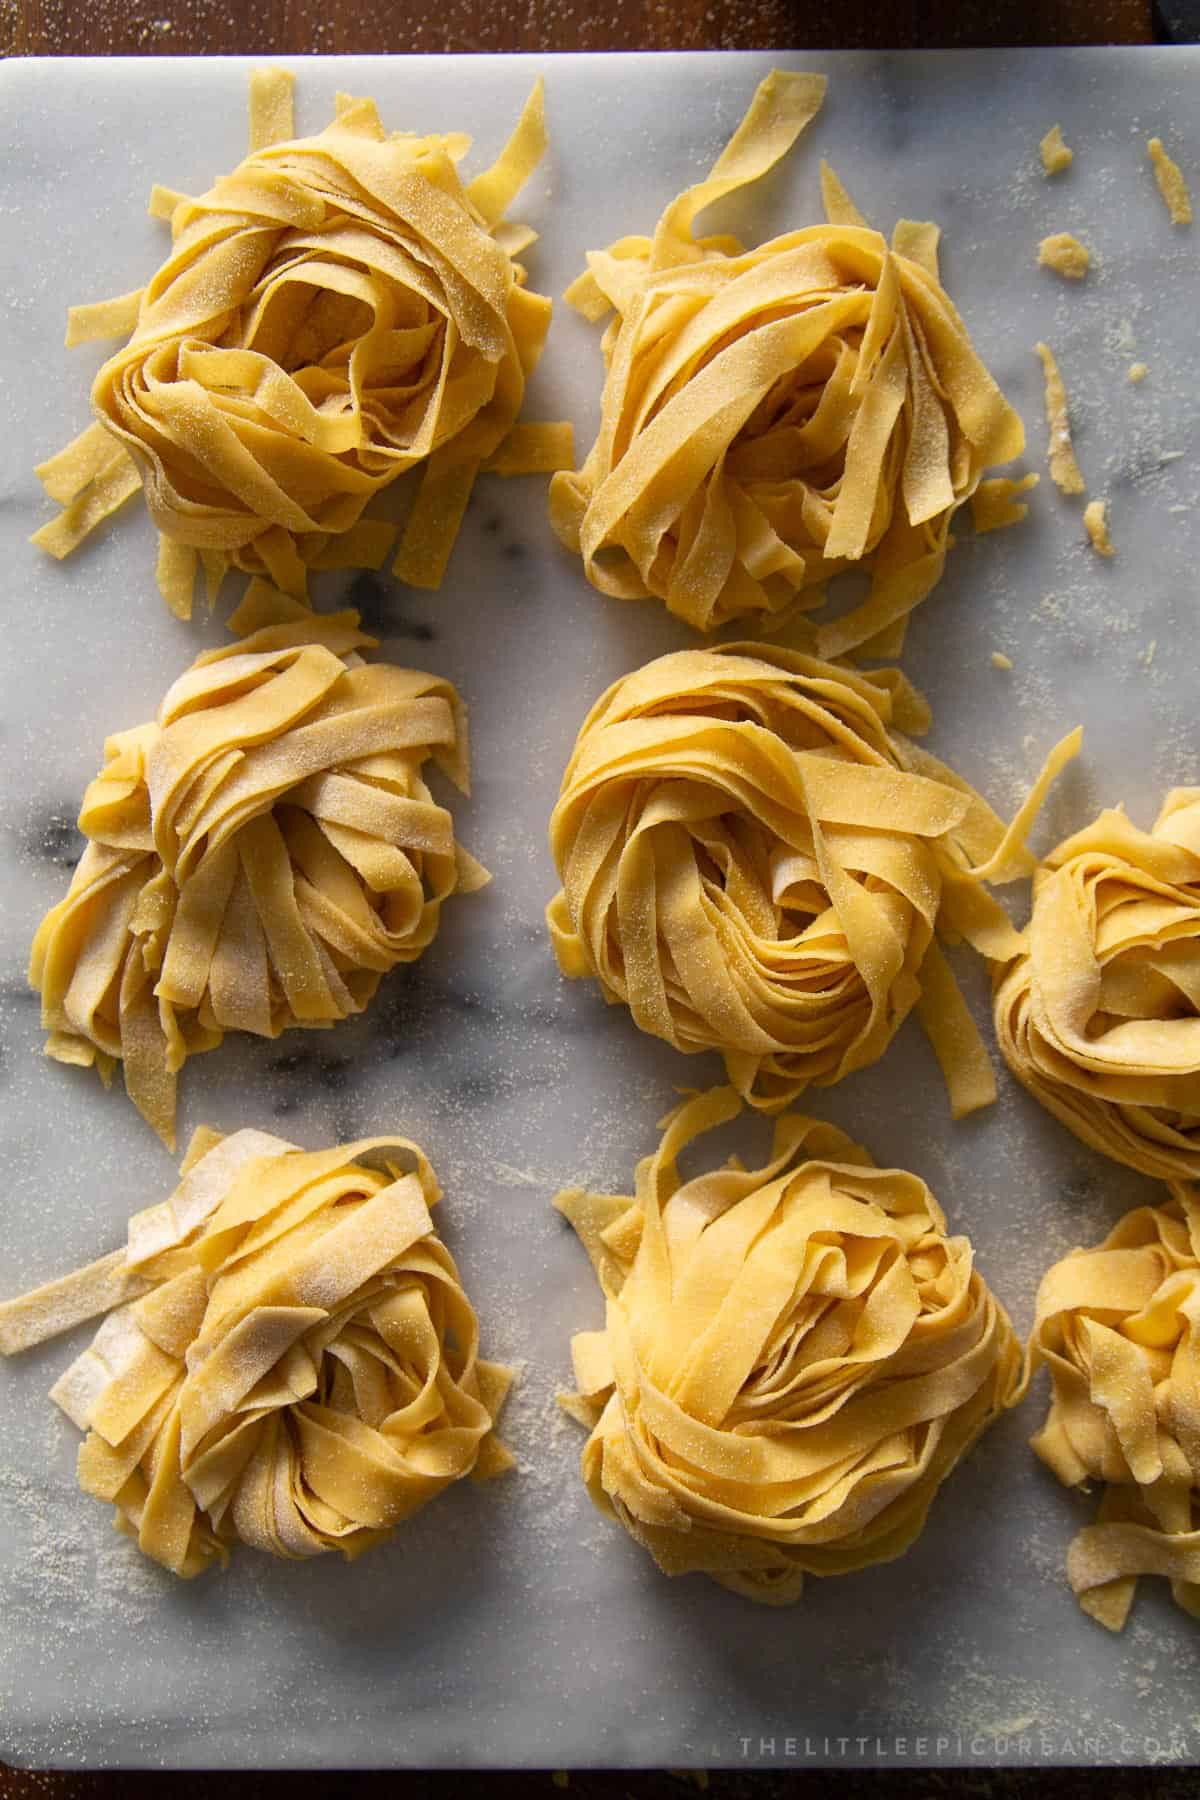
[[1148, 136, 1193, 226], [548, 70, 1024, 658], [971, 472, 1038, 535], [30, 583, 487, 1148], [0, 1127, 512, 1577], [557, 1087, 1024, 1605], [1035, 342, 1085, 495], [994, 789, 1200, 1181], [547, 640, 1080, 1116], [32, 68, 570, 615], [1040, 125, 1074, 176], [1083, 497, 1114, 557], [1030, 1189, 1200, 1631], [1038, 233, 1089, 280]]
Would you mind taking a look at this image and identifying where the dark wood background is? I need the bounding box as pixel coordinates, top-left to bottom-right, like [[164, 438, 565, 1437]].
[[0, 0, 1160, 56], [0, 0, 1192, 1793]]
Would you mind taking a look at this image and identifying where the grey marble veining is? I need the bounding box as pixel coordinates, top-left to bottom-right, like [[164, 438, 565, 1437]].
[[1, 48, 1199, 1771]]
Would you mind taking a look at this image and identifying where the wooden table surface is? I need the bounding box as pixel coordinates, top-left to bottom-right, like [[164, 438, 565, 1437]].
[[0, 0, 1190, 1792], [0, 0, 1159, 56]]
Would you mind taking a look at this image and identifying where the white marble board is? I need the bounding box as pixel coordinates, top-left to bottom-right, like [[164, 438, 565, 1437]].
[[1, 47, 1199, 1772]]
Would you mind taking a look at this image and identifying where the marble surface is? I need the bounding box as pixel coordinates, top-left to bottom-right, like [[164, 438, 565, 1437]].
[[1, 48, 1199, 1771]]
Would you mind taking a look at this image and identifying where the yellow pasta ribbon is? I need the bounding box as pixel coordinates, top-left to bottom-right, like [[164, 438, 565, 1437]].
[[547, 640, 1078, 1116], [33, 69, 570, 616], [1030, 1189, 1200, 1630], [557, 1087, 1023, 1604], [994, 790, 1200, 1182], [30, 583, 488, 1149], [549, 69, 1023, 655], [0, 1127, 512, 1578]]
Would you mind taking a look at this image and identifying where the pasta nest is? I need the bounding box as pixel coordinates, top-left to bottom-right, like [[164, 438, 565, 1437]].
[[548, 641, 1076, 1117], [30, 584, 487, 1148], [1031, 1188, 1200, 1631], [0, 1127, 512, 1577], [558, 1087, 1022, 1604], [993, 791, 1200, 1182], [549, 69, 1023, 656], [35, 71, 568, 615]]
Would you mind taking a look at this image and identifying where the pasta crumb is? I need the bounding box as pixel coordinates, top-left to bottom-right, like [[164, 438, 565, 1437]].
[[971, 473, 1039, 535], [1040, 125, 1073, 175], [991, 651, 1014, 671], [1035, 343, 1086, 495], [1038, 232, 1090, 279], [1128, 362, 1148, 383], [1083, 498, 1115, 558], [1148, 137, 1193, 225]]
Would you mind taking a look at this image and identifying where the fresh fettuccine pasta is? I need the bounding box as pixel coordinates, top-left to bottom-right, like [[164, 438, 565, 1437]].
[[557, 1086, 1023, 1604], [547, 641, 1080, 1116], [549, 69, 1024, 656], [993, 791, 1200, 1181], [30, 583, 487, 1148], [0, 1127, 512, 1577], [1030, 1191, 1200, 1630], [33, 67, 570, 616]]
